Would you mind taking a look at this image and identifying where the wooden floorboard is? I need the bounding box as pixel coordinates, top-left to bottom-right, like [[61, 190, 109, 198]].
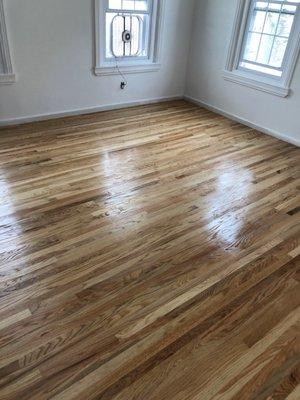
[[0, 100, 299, 400]]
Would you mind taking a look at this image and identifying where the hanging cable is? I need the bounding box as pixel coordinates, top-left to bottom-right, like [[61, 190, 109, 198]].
[[115, 57, 127, 88]]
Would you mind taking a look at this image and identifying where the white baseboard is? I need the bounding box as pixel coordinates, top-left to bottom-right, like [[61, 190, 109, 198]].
[[184, 95, 300, 148], [2, 94, 299, 149], [0, 95, 182, 127]]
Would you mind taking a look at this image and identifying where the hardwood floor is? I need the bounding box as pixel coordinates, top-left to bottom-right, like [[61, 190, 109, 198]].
[[0, 100, 299, 400]]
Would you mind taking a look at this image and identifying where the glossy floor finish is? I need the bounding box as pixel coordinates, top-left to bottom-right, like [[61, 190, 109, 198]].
[[0, 100, 299, 400]]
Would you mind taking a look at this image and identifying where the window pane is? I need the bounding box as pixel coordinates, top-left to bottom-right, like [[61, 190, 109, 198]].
[[269, 36, 288, 67], [277, 13, 294, 37], [240, 61, 282, 76], [131, 16, 141, 54], [263, 12, 279, 34], [255, 1, 268, 10], [108, 13, 145, 58], [257, 34, 274, 64], [282, 4, 297, 13], [123, 0, 135, 10], [244, 32, 261, 61], [108, 0, 121, 9], [106, 13, 116, 58], [249, 10, 266, 32], [111, 15, 125, 57], [135, 0, 148, 11], [267, 3, 282, 12]]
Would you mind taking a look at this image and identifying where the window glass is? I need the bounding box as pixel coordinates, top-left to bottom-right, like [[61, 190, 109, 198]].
[[239, 0, 299, 76]]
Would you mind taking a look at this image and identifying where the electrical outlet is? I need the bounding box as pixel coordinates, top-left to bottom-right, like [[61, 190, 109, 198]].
[[120, 81, 126, 90]]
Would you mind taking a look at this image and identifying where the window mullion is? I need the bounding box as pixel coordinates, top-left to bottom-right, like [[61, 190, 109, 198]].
[[267, 2, 283, 64]]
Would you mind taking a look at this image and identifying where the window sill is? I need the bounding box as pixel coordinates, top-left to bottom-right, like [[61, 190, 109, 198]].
[[0, 73, 15, 84], [94, 62, 161, 76], [223, 70, 289, 98]]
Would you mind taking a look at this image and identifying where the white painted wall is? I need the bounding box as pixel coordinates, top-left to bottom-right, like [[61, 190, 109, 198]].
[[0, 0, 195, 123], [1, 0, 300, 145], [185, 0, 300, 145]]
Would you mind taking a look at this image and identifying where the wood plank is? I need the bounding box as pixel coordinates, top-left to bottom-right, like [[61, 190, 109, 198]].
[[0, 100, 299, 399]]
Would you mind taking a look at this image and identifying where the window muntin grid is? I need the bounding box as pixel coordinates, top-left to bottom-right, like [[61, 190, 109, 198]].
[[108, 0, 149, 12], [105, 0, 152, 59], [239, 0, 300, 76]]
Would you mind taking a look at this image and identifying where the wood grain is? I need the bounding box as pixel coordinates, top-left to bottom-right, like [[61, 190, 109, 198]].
[[0, 100, 299, 400]]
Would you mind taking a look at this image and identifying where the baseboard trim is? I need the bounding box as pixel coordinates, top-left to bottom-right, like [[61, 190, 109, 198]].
[[0, 95, 182, 127], [184, 95, 300, 148], [2, 94, 299, 148]]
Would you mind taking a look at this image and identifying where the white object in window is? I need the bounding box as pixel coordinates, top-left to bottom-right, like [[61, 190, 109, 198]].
[[224, 0, 300, 97], [95, 0, 164, 75], [0, 0, 15, 84]]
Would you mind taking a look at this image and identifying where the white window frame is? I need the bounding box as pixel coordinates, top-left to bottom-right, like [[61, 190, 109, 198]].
[[0, 0, 15, 84], [94, 0, 165, 76], [224, 0, 300, 97]]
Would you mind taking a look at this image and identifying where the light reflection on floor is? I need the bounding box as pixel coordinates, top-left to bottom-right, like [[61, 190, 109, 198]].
[[0, 171, 24, 267], [203, 165, 253, 247]]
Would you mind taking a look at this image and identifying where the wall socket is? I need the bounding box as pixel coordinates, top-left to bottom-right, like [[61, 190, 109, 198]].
[[120, 81, 126, 90]]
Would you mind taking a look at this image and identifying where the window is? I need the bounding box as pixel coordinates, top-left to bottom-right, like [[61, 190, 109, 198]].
[[95, 0, 164, 75], [0, 0, 15, 84], [224, 0, 300, 97], [106, 0, 151, 59]]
